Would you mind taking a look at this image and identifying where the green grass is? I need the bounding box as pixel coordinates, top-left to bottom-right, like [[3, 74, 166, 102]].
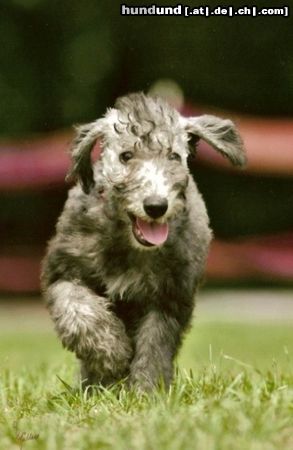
[[0, 321, 292, 449]]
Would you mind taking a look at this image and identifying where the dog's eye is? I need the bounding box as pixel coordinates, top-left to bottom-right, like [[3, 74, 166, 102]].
[[119, 151, 134, 164], [168, 152, 181, 162]]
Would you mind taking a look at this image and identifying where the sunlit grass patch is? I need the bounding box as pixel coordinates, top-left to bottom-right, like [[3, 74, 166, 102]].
[[0, 360, 292, 450], [0, 318, 292, 449]]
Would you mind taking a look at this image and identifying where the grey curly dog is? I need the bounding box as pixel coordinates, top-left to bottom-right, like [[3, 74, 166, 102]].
[[41, 92, 246, 391]]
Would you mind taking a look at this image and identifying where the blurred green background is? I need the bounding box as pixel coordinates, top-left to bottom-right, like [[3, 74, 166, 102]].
[[0, 293, 292, 372]]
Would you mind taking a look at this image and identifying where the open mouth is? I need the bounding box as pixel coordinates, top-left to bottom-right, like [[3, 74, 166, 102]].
[[129, 214, 169, 247]]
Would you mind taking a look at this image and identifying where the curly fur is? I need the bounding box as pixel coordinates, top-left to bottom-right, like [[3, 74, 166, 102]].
[[41, 92, 245, 391]]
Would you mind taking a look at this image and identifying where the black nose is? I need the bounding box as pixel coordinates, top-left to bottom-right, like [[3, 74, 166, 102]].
[[143, 196, 168, 219]]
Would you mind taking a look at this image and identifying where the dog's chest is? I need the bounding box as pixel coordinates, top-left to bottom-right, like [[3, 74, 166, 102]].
[[102, 266, 160, 301]]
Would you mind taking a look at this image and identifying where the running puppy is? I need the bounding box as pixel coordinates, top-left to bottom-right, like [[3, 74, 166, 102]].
[[41, 92, 246, 391]]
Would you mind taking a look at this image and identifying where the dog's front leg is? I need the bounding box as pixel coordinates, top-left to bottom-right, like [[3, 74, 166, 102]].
[[45, 280, 133, 387], [129, 310, 182, 391]]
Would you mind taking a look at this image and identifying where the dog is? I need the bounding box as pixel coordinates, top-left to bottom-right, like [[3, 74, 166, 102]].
[[41, 92, 246, 391]]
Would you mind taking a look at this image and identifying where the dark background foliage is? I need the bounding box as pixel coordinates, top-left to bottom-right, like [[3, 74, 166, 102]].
[[1, 0, 293, 137]]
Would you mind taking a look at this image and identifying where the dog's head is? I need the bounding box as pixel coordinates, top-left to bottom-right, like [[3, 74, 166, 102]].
[[68, 92, 246, 249]]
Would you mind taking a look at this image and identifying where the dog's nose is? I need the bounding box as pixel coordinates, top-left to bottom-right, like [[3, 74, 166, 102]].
[[143, 196, 168, 219]]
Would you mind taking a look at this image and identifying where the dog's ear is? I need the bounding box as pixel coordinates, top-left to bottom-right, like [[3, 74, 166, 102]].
[[66, 119, 105, 194], [183, 115, 246, 167]]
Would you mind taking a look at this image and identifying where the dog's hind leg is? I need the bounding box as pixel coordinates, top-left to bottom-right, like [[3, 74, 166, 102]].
[[45, 280, 133, 387]]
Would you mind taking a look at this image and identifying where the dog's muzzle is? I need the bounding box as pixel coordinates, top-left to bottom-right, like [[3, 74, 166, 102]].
[[129, 212, 169, 248], [130, 196, 169, 247], [143, 196, 168, 219]]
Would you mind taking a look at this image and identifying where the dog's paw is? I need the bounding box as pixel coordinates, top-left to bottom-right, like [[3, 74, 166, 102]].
[[78, 322, 133, 383], [128, 374, 156, 393], [128, 358, 172, 393]]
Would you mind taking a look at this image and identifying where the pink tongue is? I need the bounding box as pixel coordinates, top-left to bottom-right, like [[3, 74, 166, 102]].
[[136, 218, 169, 245]]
